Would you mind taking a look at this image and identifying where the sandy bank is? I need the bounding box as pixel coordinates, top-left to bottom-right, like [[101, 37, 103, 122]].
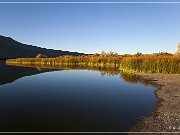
[[131, 73, 180, 133]]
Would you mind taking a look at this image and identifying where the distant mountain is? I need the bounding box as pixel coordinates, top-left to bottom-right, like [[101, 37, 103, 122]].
[[0, 35, 85, 60]]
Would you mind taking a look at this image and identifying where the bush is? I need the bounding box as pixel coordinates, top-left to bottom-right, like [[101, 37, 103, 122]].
[[36, 54, 47, 58]]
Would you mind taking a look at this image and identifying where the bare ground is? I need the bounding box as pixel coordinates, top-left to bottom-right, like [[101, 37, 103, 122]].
[[130, 73, 180, 134]]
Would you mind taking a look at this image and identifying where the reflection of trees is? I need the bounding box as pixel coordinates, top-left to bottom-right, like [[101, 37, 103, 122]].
[[6, 63, 154, 86], [100, 72, 118, 77], [120, 72, 154, 86], [7, 63, 120, 75]]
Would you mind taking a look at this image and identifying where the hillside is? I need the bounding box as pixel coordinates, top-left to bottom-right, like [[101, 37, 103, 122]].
[[0, 35, 85, 60]]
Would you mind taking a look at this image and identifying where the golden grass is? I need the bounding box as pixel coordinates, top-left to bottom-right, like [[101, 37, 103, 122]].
[[6, 55, 180, 74]]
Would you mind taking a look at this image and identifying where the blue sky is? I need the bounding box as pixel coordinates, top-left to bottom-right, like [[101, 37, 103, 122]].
[[0, 1, 180, 54]]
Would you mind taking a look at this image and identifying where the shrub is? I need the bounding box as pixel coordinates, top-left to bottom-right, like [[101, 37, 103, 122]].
[[36, 54, 47, 58]]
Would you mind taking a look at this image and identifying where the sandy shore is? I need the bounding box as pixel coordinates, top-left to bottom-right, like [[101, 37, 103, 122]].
[[131, 73, 180, 134]]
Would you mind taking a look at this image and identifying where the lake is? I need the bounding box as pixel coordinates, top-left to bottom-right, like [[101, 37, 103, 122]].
[[0, 63, 156, 132]]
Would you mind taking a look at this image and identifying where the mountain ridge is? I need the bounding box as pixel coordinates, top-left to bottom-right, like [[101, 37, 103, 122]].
[[0, 35, 85, 60]]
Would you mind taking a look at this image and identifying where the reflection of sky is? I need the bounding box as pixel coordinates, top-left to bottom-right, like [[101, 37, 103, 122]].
[[0, 0, 180, 54], [0, 70, 156, 131]]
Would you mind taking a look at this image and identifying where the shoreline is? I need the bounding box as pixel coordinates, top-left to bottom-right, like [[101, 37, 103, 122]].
[[131, 73, 180, 133], [3, 62, 180, 133]]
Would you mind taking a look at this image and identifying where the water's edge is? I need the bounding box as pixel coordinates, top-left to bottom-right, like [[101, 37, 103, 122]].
[[130, 73, 180, 133], [1, 63, 160, 132]]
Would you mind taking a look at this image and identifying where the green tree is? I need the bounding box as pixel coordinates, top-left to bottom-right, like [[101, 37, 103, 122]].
[[100, 51, 106, 56], [135, 52, 142, 56]]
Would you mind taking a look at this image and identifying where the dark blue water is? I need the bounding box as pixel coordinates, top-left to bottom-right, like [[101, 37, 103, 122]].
[[0, 65, 156, 132]]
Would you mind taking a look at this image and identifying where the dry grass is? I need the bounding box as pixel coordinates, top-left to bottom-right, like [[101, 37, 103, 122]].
[[6, 55, 180, 74]]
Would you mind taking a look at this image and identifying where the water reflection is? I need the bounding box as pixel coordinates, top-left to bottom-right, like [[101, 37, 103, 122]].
[[0, 63, 156, 132], [5, 63, 154, 86]]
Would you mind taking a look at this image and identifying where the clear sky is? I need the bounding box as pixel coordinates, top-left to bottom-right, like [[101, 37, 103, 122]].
[[0, 0, 180, 54]]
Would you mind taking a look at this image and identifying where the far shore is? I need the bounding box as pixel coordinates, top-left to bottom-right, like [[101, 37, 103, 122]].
[[131, 73, 180, 133]]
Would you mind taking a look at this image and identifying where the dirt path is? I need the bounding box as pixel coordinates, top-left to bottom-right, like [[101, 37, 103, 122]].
[[131, 73, 180, 134]]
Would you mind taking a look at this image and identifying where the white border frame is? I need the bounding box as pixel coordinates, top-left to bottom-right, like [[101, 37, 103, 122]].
[[0, 0, 180, 134], [0, 1, 180, 4]]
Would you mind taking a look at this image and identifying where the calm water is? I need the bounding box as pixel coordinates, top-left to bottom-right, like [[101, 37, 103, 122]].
[[0, 63, 156, 132]]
